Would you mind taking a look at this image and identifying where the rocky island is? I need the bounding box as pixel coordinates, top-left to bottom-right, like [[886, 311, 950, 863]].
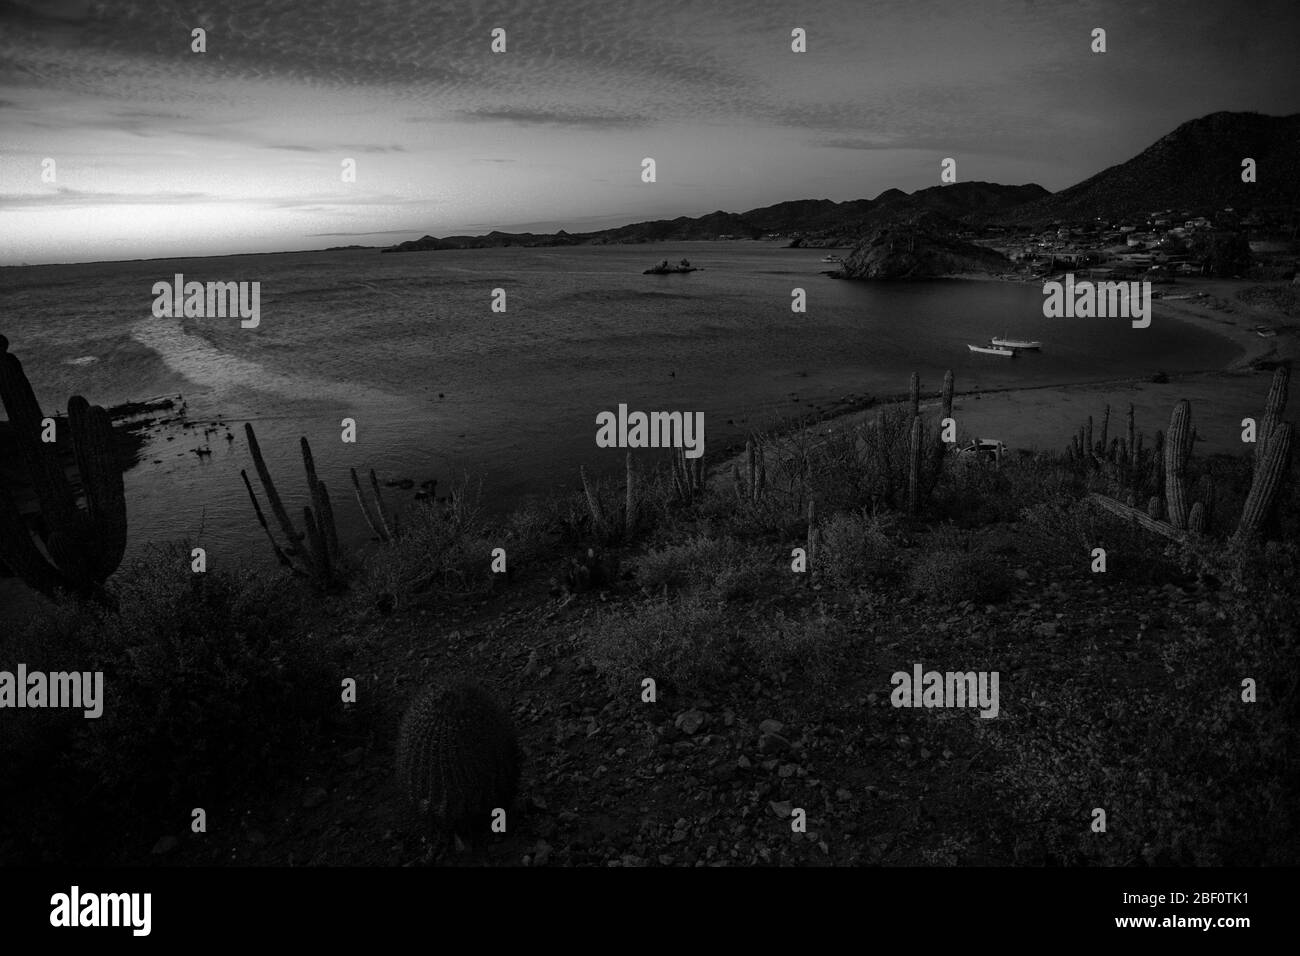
[[834, 215, 1010, 280], [643, 258, 700, 275]]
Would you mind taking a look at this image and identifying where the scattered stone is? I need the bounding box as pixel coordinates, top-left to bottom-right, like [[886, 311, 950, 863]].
[[675, 709, 706, 735], [303, 787, 328, 809], [769, 800, 793, 819], [151, 836, 178, 856], [758, 732, 792, 754], [1033, 622, 1059, 639], [759, 719, 784, 735]]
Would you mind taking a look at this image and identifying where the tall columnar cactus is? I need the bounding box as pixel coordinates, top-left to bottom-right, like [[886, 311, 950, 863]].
[[1098, 404, 1110, 456], [1085, 416, 1094, 462], [396, 681, 522, 839], [806, 498, 818, 579], [1164, 400, 1192, 530], [909, 372, 920, 421], [1256, 365, 1289, 464], [1127, 403, 1137, 467], [1236, 422, 1293, 541], [931, 369, 956, 480], [240, 423, 341, 589], [907, 415, 923, 514], [624, 452, 636, 537], [671, 446, 705, 504], [351, 467, 394, 542], [0, 336, 126, 601]]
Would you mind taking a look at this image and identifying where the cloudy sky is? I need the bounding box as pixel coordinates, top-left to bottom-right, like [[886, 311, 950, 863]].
[[2, 0, 1297, 264]]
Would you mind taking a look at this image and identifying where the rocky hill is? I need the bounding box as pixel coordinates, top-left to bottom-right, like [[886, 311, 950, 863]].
[[837, 214, 1010, 279], [1005, 111, 1300, 225]]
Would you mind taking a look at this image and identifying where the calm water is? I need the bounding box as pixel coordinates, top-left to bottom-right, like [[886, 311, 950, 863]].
[[0, 242, 1238, 566]]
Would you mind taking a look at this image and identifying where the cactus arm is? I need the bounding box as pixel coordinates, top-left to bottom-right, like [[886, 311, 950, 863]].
[[1236, 422, 1293, 541], [244, 423, 301, 549]]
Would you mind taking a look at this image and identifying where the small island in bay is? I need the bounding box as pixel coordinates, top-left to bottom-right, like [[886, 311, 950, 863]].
[[643, 258, 700, 275]]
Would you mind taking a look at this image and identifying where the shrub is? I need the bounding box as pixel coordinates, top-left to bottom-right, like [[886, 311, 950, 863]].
[[908, 547, 1014, 605], [817, 509, 899, 589], [363, 477, 495, 604], [632, 535, 777, 601], [582, 592, 733, 689], [0, 544, 338, 861]]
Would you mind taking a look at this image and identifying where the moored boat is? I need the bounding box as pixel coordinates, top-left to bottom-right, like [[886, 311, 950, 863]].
[[968, 344, 1015, 357], [990, 337, 1042, 350]]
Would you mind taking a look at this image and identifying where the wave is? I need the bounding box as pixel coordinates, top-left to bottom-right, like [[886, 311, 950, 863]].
[[129, 315, 403, 407]]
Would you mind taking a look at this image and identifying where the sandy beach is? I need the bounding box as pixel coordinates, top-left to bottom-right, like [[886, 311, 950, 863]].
[[723, 277, 1298, 466]]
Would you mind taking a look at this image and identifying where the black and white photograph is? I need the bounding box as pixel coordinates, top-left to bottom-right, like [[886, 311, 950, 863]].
[[1, 0, 1297, 939]]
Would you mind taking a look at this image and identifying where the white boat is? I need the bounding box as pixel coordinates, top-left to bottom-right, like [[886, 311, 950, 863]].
[[990, 337, 1042, 350], [821, 254, 841, 262], [968, 344, 1015, 357]]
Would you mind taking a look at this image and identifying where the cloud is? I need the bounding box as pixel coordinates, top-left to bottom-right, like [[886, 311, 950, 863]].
[[451, 107, 650, 129]]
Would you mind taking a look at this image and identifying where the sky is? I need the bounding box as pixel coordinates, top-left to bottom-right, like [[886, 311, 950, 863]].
[[1, 0, 1298, 265]]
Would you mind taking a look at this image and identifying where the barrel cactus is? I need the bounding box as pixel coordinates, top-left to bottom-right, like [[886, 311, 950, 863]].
[[396, 681, 522, 839]]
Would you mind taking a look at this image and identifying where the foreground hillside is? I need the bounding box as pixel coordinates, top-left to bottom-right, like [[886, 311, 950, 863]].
[[3, 369, 1297, 867]]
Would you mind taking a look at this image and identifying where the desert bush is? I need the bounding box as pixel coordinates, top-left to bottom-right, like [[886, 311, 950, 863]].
[[746, 605, 851, 687], [908, 546, 1015, 605], [817, 509, 901, 589], [363, 476, 496, 604], [582, 592, 732, 689], [632, 535, 777, 601], [0, 544, 337, 862], [1017, 496, 1180, 583]]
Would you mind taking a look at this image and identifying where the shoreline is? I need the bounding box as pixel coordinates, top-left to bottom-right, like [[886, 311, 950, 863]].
[[714, 276, 1296, 468]]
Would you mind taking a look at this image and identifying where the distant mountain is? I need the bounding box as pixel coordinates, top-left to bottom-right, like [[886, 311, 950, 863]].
[[380, 182, 1048, 253], [1005, 111, 1300, 224], [378, 111, 1299, 256]]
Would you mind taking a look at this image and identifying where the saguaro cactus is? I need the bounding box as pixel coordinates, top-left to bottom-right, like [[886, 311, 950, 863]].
[[240, 423, 341, 589], [0, 336, 126, 601], [1256, 365, 1289, 464], [909, 372, 921, 421], [1236, 422, 1293, 541], [1164, 401, 1192, 530], [907, 415, 923, 514]]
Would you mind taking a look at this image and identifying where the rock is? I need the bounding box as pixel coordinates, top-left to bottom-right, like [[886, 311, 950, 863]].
[[151, 835, 178, 856], [302, 787, 328, 809], [675, 709, 706, 735], [758, 719, 785, 735], [769, 800, 793, 819], [1014, 568, 1030, 581], [533, 840, 553, 866], [1033, 622, 1058, 639], [758, 732, 792, 754], [736, 755, 752, 770], [522, 650, 539, 676], [341, 747, 363, 767]]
